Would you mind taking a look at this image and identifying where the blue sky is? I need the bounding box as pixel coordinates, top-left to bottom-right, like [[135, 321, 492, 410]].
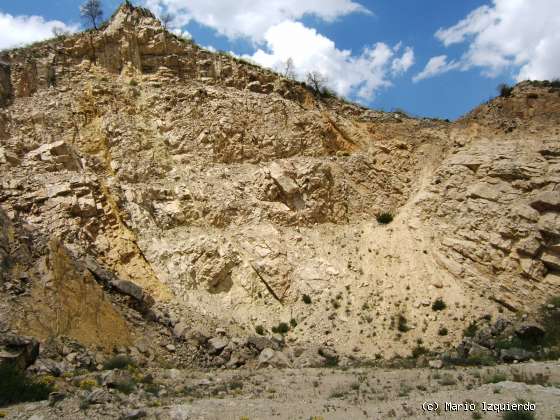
[[1, 0, 559, 120]]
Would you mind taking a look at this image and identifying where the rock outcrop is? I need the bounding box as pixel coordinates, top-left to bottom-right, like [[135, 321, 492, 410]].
[[0, 2, 559, 367]]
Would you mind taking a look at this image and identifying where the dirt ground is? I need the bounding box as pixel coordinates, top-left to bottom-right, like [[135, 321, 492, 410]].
[[3, 360, 559, 419]]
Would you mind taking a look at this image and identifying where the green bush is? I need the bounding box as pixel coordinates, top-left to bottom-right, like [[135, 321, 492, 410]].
[[144, 383, 161, 396], [397, 314, 410, 333], [0, 364, 54, 407], [411, 345, 429, 358], [290, 318, 298, 328], [113, 378, 136, 395], [129, 79, 138, 86], [376, 212, 394, 225], [464, 354, 496, 366], [485, 371, 507, 384], [302, 294, 312, 304], [438, 373, 457, 386], [541, 295, 560, 346], [438, 327, 449, 336], [432, 298, 446, 311], [255, 325, 265, 335], [103, 355, 136, 370], [502, 408, 535, 420], [463, 322, 478, 337], [498, 83, 513, 98], [271, 322, 290, 334]]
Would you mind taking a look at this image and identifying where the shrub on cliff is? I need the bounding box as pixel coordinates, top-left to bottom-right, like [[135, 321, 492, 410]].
[[0, 364, 53, 406]]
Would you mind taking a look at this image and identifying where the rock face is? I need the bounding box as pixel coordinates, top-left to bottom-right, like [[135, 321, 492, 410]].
[[0, 62, 13, 107], [0, 3, 559, 362], [416, 135, 560, 310]]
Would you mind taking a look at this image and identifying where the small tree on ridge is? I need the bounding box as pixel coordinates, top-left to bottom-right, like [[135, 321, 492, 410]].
[[80, 0, 103, 30], [306, 71, 328, 96], [161, 13, 174, 31]]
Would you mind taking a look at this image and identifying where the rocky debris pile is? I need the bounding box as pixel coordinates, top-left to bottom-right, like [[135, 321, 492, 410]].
[[422, 301, 560, 368], [171, 324, 340, 369]]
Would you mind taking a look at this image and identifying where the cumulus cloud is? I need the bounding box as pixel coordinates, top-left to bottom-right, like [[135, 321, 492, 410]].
[[413, 55, 459, 82], [171, 28, 192, 39], [391, 46, 415, 75], [0, 12, 78, 50], [143, 0, 413, 101], [248, 20, 414, 100], [144, 0, 369, 42], [417, 0, 560, 82]]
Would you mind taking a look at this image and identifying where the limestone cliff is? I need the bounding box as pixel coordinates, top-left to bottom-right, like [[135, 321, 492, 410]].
[[1, 3, 559, 363]]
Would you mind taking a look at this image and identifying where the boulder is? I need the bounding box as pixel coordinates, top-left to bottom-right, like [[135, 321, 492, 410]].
[[538, 213, 560, 236], [102, 369, 134, 389], [515, 205, 540, 222], [428, 359, 444, 369], [189, 245, 238, 291], [123, 409, 147, 419], [87, 388, 112, 404], [48, 392, 66, 407], [269, 162, 299, 196], [530, 191, 560, 212], [468, 342, 493, 358], [84, 257, 118, 284], [491, 318, 512, 336], [187, 329, 209, 346], [173, 322, 189, 339], [257, 348, 291, 368], [110, 279, 144, 301], [318, 347, 339, 365], [225, 348, 252, 368], [47, 182, 72, 198], [541, 251, 560, 271], [516, 236, 542, 257], [247, 335, 277, 351], [246, 81, 262, 93], [207, 336, 228, 355], [500, 348, 535, 363], [77, 195, 97, 217], [257, 347, 275, 365], [294, 346, 338, 368], [0, 147, 20, 166], [26, 140, 81, 171], [456, 339, 473, 358], [519, 257, 547, 280], [0, 334, 39, 370], [31, 358, 63, 376]]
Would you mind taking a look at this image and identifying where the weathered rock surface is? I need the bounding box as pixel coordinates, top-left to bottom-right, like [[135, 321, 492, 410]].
[[0, 2, 559, 372]]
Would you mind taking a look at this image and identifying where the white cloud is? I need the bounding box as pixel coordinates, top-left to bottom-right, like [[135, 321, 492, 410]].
[[0, 13, 78, 50], [171, 28, 191, 39], [248, 20, 414, 100], [413, 55, 459, 82], [144, 0, 369, 42], [391, 46, 414, 74], [419, 0, 560, 82], [143, 0, 413, 101]]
